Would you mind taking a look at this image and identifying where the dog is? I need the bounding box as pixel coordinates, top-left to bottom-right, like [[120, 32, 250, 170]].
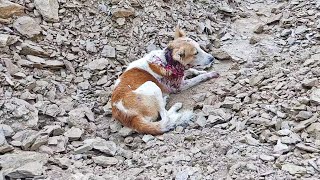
[[111, 27, 219, 135]]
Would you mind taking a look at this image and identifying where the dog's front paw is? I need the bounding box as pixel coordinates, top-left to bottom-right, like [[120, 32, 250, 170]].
[[207, 71, 220, 78]]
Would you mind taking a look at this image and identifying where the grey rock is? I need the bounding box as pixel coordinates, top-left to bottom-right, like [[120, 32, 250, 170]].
[[260, 154, 275, 162], [20, 42, 50, 57], [34, 0, 59, 22], [273, 139, 289, 154], [30, 135, 49, 151], [302, 78, 318, 88], [102, 45, 116, 58], [0, 34, 19, 47], [0, 124, 14, 137], [64, 127, 83, 141], [13, 16, 42, 38], [92, 156, 118, 167], [296, 111, 313, 120], [296, 143, 320, 153], [2, 98, 39, 129], [85, 58, 109, 70], [86, 41, 97, 53], [240, 134, 259, 146], [310, 88, 320, 105], [48, 136, 68, 153], [0, 151, 48, 178], [118, 127, 134, 137], [142, 135, 155, 143], [6, 161, 44, 179], [74, 143, 92, 154], [282, 164, 307, 175], [196, 115, 206, 127]]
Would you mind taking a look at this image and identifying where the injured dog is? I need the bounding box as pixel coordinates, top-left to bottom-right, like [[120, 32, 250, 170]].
[[111, 27, 219, 135]]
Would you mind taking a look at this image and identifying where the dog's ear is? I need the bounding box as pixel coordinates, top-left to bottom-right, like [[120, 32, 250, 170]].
[[174, 26, 186, 39]]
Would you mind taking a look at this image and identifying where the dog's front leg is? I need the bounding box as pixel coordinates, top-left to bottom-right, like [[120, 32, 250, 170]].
[[180, 71, 219, 91], [186, 68, 207, 76]]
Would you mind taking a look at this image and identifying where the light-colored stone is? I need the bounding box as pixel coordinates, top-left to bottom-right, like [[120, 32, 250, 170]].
[[13, 16, 42, 38], [64, 127, 83, 141], [102, 45, 116, 58], [34, 0, 59, 22], [282, 163, 307, 175], [92, 156, 118, 167], [0, 34, 18, 47]]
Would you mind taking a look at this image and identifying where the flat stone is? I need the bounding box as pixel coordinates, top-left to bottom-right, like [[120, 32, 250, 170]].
[[34, 0, 59, 22], [266, 13, 282, 25], [85, 40, 97, 53], [260, 154, 275, 162], [212, 49, 232, 60], [196, 115, 206, 127], [118, 127, 134, 137], [112, 8, 135, 18], [13, 16, 42, 38], [0, 34, 19, 47], [142, 135, 155, 143], [101, 45, 116, 58], [282, 163, 307, 175], [0, 0, 24, 19], [26, 55, 46, 64], [296, 143, 320, 153], [30, 135, 49, 151], [240, 134, 259, 146], [253, 24, 264, 34], [302, 78, 318, 88], [310, 89, 320, 105], [0, 124, 14, 137], [296, 111, 313, 120], [74, 143, 92, 154], [85, 58, 109, 70], [64, 127, 83, 141], [273, 139, 289, 154], [0, 151, 48, 178], [92, 156, 118, 167], [44, 60, 65, 69], [6, 161, 44, 179], [249, 75, 264, 86], [20, 42, 50, 57]]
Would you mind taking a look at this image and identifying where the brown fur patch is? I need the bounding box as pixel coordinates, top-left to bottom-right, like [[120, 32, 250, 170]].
[[168, 40, 197, 66], [148, 62, 172, 76], [111, 68, 169, 134]]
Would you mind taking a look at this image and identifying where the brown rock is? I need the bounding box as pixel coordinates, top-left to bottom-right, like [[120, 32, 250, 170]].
[[0, 0, 24, 19], [112, 8, 135, 18]]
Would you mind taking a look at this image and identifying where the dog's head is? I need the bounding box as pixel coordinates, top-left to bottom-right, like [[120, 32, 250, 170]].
[[166, 27, 215, 69]]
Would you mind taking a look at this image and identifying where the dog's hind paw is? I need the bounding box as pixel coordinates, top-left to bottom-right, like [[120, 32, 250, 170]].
[[168, 102, 183, 114], [176, 110, 194, 126]]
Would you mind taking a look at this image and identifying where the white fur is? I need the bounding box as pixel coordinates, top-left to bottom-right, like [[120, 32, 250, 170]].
[[114, 100, 129, 114], [180, 37, 214, 66], [126, 50, 167, 80], [115, 36, 216, 133]]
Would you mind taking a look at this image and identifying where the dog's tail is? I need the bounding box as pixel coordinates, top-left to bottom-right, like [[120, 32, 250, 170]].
[[112, 106, 165, 135], [131, 116, 164, 135], [112, 104, 194, 135]]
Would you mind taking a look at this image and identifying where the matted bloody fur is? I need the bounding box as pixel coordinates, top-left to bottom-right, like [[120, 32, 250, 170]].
[[111, 27, 218, 135]]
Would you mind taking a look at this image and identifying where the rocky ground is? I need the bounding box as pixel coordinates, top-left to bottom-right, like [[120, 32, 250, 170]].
[[0, 0, 320, 179]]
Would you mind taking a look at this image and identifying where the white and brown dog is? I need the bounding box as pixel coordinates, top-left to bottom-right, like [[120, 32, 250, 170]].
[[111, 28, 219, 135]]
